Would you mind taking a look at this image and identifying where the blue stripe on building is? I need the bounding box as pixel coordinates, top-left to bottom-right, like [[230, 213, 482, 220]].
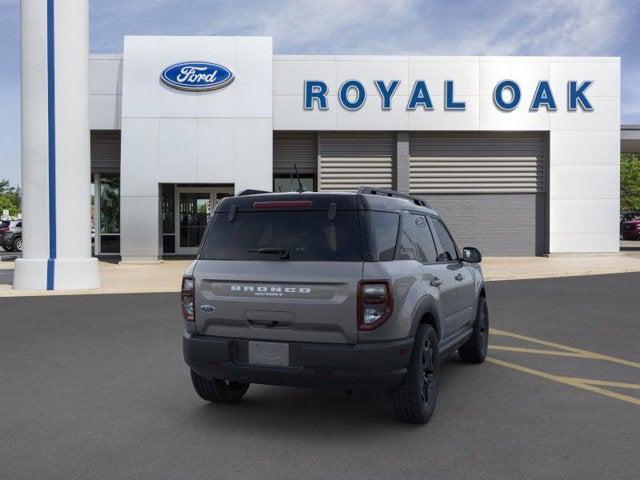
[[46, 0, 56, 290]]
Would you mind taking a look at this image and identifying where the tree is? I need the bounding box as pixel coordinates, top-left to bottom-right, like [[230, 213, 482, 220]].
[[0, 179, 21, 217], [621, 154, 640, 212]]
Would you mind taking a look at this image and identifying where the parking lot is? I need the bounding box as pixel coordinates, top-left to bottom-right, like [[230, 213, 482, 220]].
[[1, 273, 639, 479]]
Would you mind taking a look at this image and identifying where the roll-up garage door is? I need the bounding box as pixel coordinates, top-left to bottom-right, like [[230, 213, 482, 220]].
[[319, 132, 395, 192], [90, 130, 121, 174], [410, 132, 546, 256], [273, 132, 317, 175]]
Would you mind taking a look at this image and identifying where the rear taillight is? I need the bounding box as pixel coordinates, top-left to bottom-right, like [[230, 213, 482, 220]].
[[357, 280, 393, 331], [181, 276, 195, 321]]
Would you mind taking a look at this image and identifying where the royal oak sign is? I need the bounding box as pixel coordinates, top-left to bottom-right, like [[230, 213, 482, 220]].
[[303, 79, 594, 112]]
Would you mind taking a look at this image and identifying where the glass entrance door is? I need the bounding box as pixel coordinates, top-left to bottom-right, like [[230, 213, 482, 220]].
[[175, 187, 232, 254]]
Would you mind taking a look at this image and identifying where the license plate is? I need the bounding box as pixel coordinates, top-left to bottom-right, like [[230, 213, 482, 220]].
[[248, 341, 289, 367]]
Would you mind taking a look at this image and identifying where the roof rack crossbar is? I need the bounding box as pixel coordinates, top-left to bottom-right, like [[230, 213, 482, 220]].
[[357, 186, 430, 208]]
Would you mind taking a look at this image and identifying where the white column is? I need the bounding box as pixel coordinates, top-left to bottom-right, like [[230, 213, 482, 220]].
[[14, 0, 100, 290]]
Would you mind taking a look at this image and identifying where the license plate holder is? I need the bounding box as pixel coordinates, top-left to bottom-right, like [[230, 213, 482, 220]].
[[248, 341, 290, 367]]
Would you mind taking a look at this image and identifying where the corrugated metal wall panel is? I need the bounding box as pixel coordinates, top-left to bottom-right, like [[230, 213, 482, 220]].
[[91, 130, 121, 174], [273, 132, 317, 174], [409, 132, 544, 193], [319, 132, 395, 192]]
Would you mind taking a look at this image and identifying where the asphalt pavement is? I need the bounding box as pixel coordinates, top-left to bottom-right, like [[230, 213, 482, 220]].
[[1, 273, 639, 479]]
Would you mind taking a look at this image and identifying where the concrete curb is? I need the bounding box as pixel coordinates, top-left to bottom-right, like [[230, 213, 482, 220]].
[[484, 266, 640, 282]]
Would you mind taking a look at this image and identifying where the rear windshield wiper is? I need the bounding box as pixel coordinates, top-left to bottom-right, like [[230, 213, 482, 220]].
[[249, 247, 290, 260]]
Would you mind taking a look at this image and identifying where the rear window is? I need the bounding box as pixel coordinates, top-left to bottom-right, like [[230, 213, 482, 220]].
[[200, 210, 363, 261]]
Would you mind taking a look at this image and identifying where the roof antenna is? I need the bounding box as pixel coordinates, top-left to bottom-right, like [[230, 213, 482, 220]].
[[293, 164, 308, 193]]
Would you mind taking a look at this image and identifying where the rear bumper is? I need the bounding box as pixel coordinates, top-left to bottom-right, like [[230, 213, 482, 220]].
[[183, 332, 413, 394]]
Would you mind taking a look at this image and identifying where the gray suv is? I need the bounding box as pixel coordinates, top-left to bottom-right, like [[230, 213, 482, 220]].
[[182, 187, 488, 423]]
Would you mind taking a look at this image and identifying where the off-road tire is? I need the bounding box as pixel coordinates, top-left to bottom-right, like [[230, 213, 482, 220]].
[[190, 370, 250, 404], [386, 324, 439, 424], [458, 297, 489, 364]]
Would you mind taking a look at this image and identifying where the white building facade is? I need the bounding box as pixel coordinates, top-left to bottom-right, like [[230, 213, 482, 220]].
[[89, 36, 620, 261]]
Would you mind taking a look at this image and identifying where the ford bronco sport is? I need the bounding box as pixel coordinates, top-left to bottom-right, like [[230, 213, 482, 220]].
[[182, 187, 488, 424]]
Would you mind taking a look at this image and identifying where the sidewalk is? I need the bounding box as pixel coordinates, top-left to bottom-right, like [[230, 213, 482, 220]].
[[482, 253, 640, 281], [2, 253, 640, 297], [0, 259, 192, 297]]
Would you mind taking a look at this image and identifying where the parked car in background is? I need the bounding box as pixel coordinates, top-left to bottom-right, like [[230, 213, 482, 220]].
[[620, 211, 640, 225], [621, 212, 640, 240], [1, 220, 22, 252], [0, 220, 11, 235]]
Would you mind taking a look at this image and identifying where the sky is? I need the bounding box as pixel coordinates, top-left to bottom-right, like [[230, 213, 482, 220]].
[[1, 0, 640, 186]]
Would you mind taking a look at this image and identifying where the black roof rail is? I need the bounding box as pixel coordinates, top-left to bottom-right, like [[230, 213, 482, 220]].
[[357, 186, 430, 208], [236, 189, 271, 196]]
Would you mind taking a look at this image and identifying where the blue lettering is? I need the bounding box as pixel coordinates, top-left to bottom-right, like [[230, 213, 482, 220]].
[[374, 80, 400, 110], [304, 80, 328, 110], [339, 80, 366, 110], [530, 81, 557, 111], [568, 81, 593, 111], [493, 80, 521, 111], [444, 80, 466, 110], [407, 81, 433, 110]]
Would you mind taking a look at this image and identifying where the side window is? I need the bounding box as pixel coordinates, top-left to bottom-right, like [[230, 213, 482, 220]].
[[364, 211, 399, 261], [396, 213, 417, 261], [412, 214, 438, 263], [430, 217, 459, 262]]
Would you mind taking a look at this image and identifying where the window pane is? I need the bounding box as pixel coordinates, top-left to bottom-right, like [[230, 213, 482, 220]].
[[100, 175, 120, 234], [431, 218, 459, 262], [396, 213, 417, 261], [201, 210, 362, 261], [161, 184, 175, 234], [412, 215, 438, 263], [273, 175, 315, 192], [179, 193, 211, 248], [363, 211, 398, 261]]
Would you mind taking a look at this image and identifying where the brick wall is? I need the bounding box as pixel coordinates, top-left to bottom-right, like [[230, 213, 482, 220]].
[[420, 193, 546, 256]]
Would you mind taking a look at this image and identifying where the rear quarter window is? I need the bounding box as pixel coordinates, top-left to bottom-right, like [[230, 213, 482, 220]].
[[361, 211, 399, 261]]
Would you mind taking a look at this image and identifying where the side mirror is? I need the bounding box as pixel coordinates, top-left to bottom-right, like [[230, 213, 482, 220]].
[[462, 247, 482, 263]]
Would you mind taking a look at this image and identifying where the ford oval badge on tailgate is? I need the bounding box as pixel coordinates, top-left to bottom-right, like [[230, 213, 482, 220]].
[[160, 61, 234, 91]]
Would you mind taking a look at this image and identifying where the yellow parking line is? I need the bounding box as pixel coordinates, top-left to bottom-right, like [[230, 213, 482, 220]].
[[491, 328, 640, 369], [558, 378, 640, 390], [488, 345, 589, 358], [486, 357, 640, 407]]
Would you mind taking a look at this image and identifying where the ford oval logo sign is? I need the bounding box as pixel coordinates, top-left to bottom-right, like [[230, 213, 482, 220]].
[[160, 61, 234, 91]]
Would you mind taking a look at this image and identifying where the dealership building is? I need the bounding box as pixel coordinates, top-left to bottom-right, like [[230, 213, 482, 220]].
[[85, 35, 621, 261]]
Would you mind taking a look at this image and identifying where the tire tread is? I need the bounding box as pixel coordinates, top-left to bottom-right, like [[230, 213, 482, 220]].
[[458, 297, 489, 364], [386, 324, 438, 424]]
